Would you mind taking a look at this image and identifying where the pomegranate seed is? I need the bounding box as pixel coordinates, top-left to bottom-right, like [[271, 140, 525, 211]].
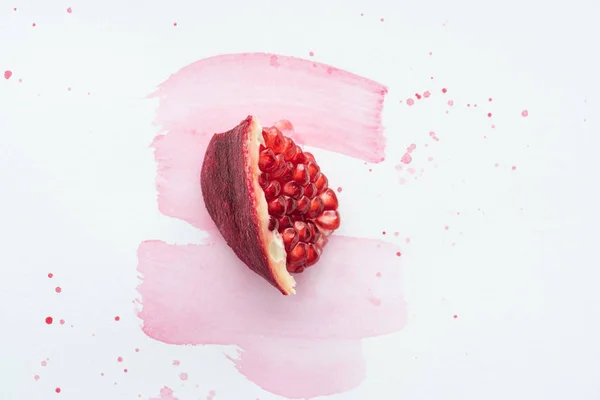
[[287, 242, 308, 268], [292, 164, 310, 186], [307, 162, 320, 181], [307, 221, 319, 242], [267, 196, 287, 217], [319, 188, 338, 210], [315, 210, 340, 230], [281, 228, 299, 251], [305, 244, 321, 266], [278, 216, 292, 230], [263, 128, 285, 152], [282, 181, 304, 199], [306, 196, 324, 219], [314, 173, 328, 194], [293, 196, 311, 215], [304, 183, 318, 199], [284, 196, 298, 214], [280, 162, 294, 181], [269, 154, 287, 178], [304, 152, 316, 163], [268, 216, 279, 231], [258, 172, 269, 189], [292, 151, 307, 164], [281, 137, 295, 157], [263, 180, 281, 199], [258, 148, 277, 172], [294, 221, 312, 242]]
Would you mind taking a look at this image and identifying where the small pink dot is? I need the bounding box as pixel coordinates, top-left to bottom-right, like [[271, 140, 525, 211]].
[[423, 90, 431, 98], [135, 348, 140, 352], [59, 319, 65, 325], [393, 232, 399, 237], [491, 124, 496, 129], [55, 287, 62, 293], [42, 361, 47, 367], [173, 360, 180, 366], [512, 166, 516, 171], [406, 98, 415, 106], [45, 317, 53, 325], [453, 314, 458, 319], [487, 112, 492, 117], [173, 22, 177, 26], [48, 273, 53, 278], [101, 373, 104, 377], [67, 87, 71, 91], [114, 316, 120, 321], [444, 226, 449, 230], [124, 369, 128, 373], [309, 51, 314, 57], [360, 13, 364, 16], [13, 7, 17, 11], [521, 109, 529, 117], [4, 70, 12, 80], [380, 18, 384, 22], [396, 252, 401, 257], [488, 97, 493, 102], [32, 23, 36, 27], [405, 237, 411, 244], [382, 231, 386, 235], [376, 272, 382, 277], [336, 187, 342, 193], [441, 88, 447, 93], [55, 388, 61, 393], [66, 7, 72, 13], [447, 100, 454, 106], [34, 375, 40, 381], [179, 372, 188, 381], [495, 163, 499, 167], [117, 357, 123, 362]]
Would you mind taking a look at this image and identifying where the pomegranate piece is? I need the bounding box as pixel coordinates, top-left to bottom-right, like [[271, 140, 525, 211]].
[[201, 116, 341, 295]]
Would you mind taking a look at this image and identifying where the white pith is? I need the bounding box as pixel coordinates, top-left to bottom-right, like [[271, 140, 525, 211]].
[[247, 117, 297, 295]]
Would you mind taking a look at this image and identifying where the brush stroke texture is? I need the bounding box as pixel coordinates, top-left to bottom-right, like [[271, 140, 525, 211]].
[[138, 53, 404, 399], [151, 53, 387, 230]]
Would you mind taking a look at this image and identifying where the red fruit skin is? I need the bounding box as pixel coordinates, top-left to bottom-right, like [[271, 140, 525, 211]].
[[201, 116, 291, 295]]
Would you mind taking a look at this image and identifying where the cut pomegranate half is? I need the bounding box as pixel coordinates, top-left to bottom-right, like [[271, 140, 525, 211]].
[[201, 116, 340, 295]]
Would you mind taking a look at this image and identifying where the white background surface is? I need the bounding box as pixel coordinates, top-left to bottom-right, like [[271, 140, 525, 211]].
[[1, 0, 599, 399]]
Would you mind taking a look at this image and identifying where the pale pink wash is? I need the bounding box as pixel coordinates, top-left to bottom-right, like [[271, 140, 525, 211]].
[[138, 53, 406, 399], [150, 53, 387, 230]]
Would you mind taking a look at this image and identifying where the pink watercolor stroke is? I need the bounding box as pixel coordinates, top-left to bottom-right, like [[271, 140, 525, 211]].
[[151, 53, 387, 230], [137, 53, 406, 399]]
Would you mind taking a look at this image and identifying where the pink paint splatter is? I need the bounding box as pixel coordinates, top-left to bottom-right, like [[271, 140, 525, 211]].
[[512, 166, 517, 170], [441, 88, 447, 93], [4, 70, 12, 80], [117, 357, 123, 362], [401, 153, 412, 164], [406, 98, 415, 106], [66, 7, 72, 13], [150, 387, 178, 400], [41, 361, 47, 367], [336, 187, 343, 193], [34, 375, 39, 381], [415, 93, 422, 100], [179, 372, 188, 381], [55, 388, 61, 393], [48, 273, 53, 278], [447, 100, 454, 106], [453, 314, 458, 319], [487, 112, 492, 117], [114, 316, 120, 321], [135, 348, 140, 352], [309, 51, 314, 57], [59, 319, 65, 325], [55, 287, 62, 293], [521, 109, 529, 117], [45, 317, 53, 325], [429, 131, 440, 141], [173, 22, 177, 27], [172, 360, 180, 366], [423, 91, 431, 98], [32, 23, 36, 27]]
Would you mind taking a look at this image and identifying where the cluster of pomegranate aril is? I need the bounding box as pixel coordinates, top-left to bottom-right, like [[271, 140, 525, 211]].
[[258, 126, 340, 273]]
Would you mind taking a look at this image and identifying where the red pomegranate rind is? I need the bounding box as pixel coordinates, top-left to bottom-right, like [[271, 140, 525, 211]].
[[201, 116, 294, 295]]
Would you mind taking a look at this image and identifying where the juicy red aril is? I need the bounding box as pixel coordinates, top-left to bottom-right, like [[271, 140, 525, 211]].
[[258, 126, 340, 273], [282, 181, 304, 199], [281, 227, 299, 251], [319, 188, 338, 210], [267, 196, 287, 217], [315, 210, 340, 230], [263, 180, 281, 199]]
